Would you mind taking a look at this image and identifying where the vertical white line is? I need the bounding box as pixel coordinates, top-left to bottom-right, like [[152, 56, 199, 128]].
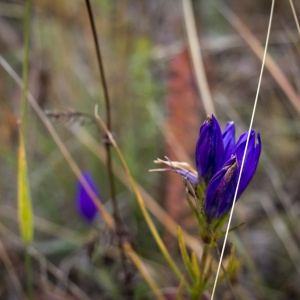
[[210, 1, 275, 299]]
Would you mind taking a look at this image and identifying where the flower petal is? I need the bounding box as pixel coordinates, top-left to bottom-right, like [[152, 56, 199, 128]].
[[237, 133, 261, 198], [195, 115, 224, 183], [230, 130, 261, 198], [76, 171, 99, 222], [175, 169, 199, 186], [222, 121, 236, 164], [205, 156, 239, 221], [150, 167, 198, 186], [233, 130, 255, 164]]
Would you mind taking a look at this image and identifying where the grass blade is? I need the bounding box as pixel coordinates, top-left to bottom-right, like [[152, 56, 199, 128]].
[[18, 126, 33, 244], [178, 226, 195, 282]]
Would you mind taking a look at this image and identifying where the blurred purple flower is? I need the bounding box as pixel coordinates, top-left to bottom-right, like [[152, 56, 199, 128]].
[[76, 171, 99, 222]]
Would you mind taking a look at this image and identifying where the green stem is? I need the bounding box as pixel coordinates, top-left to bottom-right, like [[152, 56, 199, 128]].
[[21, 0, 31, 142], [25, 243, 33, 300], [199, 244, 209, 284], [191, 244, 209, 299], [22, 2, 33, 298]]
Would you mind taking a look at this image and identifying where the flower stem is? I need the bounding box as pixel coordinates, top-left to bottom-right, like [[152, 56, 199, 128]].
[[22, 1, 33, 299], [84, 1, 133, 296], [25, 244, 33, 300], [21, 0, 31, 143]]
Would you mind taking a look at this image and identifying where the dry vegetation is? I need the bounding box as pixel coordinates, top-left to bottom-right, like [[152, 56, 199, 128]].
[[0, 0, 300, 299]]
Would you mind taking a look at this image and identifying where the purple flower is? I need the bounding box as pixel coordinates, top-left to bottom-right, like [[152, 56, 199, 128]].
[[152, 115, 261, 222], [205, 156, 239, 221], [222, 121, 236, 164], [199, 118, 262, 221], [233, 130, 262, 198], [195, 115, 224, 183], [76, 171, 99, 222], [175, 169, 199, 186]]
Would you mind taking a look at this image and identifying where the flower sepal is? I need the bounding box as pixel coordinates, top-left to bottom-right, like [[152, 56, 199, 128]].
[[215, 222, 245, 240]]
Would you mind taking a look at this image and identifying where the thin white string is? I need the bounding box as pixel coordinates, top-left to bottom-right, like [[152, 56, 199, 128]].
[[210, 1, 275, 299]]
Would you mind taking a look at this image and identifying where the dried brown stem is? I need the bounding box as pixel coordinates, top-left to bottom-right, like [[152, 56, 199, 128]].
[[84, 0, 133, 297]]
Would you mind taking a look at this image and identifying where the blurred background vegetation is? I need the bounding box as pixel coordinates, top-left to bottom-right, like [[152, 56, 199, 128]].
[[0, 0, 300, 299]]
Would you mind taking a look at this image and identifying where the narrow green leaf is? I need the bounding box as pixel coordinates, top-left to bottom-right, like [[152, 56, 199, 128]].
[[226, 243, 240, 283], [18, 129, 33, 243], [176, 276, 185, 300], [191, 252, 200, 278], [216, 223, 246, 239], [177, 226, 195, 282]]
